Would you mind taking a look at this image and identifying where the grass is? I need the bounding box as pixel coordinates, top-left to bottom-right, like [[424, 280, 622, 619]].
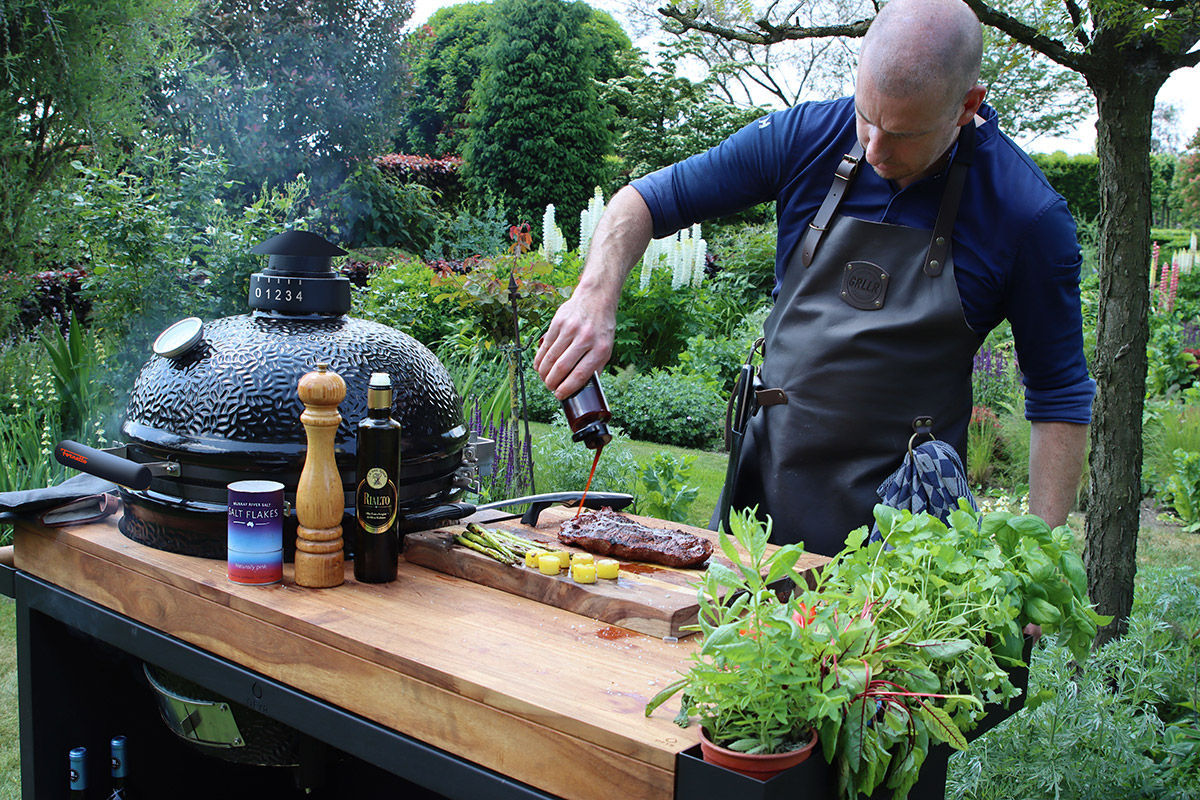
[[525, 421, 729, 529], [0, 597, 18, 800]]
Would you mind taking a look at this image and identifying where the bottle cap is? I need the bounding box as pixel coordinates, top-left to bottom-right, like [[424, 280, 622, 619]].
[[571, 420, 611, 450], [367, 373, 393, 409]]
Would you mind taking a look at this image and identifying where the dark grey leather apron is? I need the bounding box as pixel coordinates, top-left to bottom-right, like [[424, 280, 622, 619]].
[[729, 125, 980, 555]]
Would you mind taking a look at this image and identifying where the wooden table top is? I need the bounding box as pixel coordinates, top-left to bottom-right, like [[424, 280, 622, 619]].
[[14, 507, 829, 800]]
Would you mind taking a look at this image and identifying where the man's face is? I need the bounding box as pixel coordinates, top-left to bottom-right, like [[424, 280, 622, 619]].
[[853, 73, 965, 189]]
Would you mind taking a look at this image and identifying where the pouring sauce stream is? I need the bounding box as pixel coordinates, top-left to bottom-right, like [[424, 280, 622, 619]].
[[576, 446, 604, 518]]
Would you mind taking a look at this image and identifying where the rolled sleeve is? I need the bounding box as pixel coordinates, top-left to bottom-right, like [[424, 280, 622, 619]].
[[630, 111, 788, 240], [1009, 198, 1096, 424]]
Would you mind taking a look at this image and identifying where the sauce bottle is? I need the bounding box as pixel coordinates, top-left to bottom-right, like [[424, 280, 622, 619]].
[[562, 373, 611, 450]]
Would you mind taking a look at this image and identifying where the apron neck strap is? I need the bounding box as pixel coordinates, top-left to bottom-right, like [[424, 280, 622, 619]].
[[800, 143, 864, 267], [922, 121, 976, 277]]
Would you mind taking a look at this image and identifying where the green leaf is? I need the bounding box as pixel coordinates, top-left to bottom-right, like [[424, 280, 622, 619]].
[[699, 622, 743, 655], [1060, 551, 1087, 596], [1024, 596, 1063, 625], [918, 702, 968, 750], [644, 677, 688, 717], [909, 639, 973, 660], [704, 561, 747, 593], [763, 545, 803, 584]]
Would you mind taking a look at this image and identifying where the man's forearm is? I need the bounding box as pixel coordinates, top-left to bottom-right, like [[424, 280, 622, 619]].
[[574, 185, 654, 308], [1028, 420, 1088, 527], [533, 186, 654, 398]]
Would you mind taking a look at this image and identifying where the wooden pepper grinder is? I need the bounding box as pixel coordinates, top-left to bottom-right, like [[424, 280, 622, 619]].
[[295, 362, 347, 588]]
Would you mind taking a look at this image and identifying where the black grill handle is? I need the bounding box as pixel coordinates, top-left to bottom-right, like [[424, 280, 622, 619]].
[[507, 492, 634, 526], [400, 491, 634, 531]]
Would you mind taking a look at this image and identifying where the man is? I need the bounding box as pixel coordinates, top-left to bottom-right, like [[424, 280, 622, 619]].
[[534, 0, 1094, 555]]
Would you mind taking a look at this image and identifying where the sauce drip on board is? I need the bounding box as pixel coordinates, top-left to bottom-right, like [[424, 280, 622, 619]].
[[576, 446, 603, 518]]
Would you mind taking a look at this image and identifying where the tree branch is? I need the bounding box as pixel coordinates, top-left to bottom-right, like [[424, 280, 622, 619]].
[[1062, 0, 1091, 49], [1180, 47, 1200, 69], [1142, 0, 1192, 9], [658, 5, 872, 45], [961, 0, 1090, 73]]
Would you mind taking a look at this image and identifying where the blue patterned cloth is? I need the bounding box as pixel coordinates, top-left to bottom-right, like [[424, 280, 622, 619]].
[[873, 440, 977, 536]]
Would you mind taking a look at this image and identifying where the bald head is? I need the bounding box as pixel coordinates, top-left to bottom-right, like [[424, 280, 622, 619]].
[[858, 0, 983, 114]]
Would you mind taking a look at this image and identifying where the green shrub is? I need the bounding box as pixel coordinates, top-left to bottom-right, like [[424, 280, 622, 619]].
[[522, 364, 560, 423], [1147, 310, 1198, 398], [948, 566, 1200, 799], [1031, 151, 1100, 222], [195, 174, 314, 321], [996, 401, 1032, 491], [532, 414, 637, 495], [613, 268, 704, 372], [1144, 397, 1200, 496], [352, 255, 460, 346], [49, 143, 313, 385], [675, 307, 770, 395], [1162, 449, 1200, 531], [673, 333, 748, 394], [704, 222, 778, 338], [635, 452, 699, 522], [608, 370, 723, 450], [462, 0, 618, 228], [319, 161, 446, 252], [423, 206, 510, 261], [1152, 227, 1200, 253], [967, 406, 1003, 487]]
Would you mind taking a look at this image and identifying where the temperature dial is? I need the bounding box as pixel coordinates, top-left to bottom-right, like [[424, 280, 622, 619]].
[[249, 273, 350, 316]]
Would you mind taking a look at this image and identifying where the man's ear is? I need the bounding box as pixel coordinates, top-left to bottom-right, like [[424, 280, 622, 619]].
[[957, 84, 987, 126]]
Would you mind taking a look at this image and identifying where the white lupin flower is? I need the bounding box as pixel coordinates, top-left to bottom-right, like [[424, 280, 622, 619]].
[[672, 231, 690, 290], [578, 187, 606, 260], [541, 204, 565, 264], [693, 235, 707, 288]]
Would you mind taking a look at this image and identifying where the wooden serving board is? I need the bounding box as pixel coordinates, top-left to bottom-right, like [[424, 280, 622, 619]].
[[403, 506, 825, 639]]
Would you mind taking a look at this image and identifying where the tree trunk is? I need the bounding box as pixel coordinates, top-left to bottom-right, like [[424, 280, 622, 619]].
[[1085, 67, 1163, 647]]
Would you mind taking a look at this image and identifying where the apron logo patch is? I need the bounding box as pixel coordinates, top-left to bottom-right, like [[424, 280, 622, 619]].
[[840, 261, 889, 310]]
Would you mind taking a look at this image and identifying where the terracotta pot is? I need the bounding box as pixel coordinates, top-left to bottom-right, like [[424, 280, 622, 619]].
[[698, 726, 818, 781]]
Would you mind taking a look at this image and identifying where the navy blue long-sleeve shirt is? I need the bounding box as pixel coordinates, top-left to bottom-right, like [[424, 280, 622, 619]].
[[631, 97, 1095, 424]]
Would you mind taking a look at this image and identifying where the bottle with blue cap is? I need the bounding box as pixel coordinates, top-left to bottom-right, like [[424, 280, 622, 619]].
[[69, 746, 87, 798], [108, 735, 128, 799]]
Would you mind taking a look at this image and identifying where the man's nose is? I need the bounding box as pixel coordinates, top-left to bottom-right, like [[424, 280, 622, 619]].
[[863, 127, 891, 164]]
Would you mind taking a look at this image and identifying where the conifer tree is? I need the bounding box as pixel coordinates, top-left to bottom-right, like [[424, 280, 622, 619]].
[[462, 0, 615, 229]]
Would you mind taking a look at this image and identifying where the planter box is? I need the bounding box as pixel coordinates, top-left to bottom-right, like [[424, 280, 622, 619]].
[[675, 743, 834, 800]]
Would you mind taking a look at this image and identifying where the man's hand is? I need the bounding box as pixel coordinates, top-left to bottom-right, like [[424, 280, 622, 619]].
[[534, 288, 617, 399], [534, 186, 654, 399]]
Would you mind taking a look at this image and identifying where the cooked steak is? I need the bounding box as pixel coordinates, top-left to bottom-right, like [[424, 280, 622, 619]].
[[558, 507, 713, 568]]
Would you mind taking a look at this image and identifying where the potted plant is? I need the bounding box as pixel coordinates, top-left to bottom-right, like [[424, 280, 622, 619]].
[[647, 503, 1109, 798], [798, 502, 1109, 799], [644, 508, 829, 780]]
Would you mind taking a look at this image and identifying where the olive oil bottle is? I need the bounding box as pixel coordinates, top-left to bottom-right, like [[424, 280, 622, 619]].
[[354, 372, 401, 583]]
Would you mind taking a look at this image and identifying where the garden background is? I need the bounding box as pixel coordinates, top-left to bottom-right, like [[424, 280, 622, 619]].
[[1, 0, 1199, 797]]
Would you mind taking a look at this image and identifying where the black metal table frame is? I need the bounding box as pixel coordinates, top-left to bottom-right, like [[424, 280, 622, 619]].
[[6, 568, 558, 800]]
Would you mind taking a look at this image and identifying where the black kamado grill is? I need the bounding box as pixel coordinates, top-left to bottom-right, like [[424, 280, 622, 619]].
[[114, 230, 481, 559]]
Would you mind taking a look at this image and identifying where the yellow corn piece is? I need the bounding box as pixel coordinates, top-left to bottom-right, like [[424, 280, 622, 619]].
[[550, 550, 571, 569], [525, 549, 548, 568], [571, 562, 597, 584], [596, 559, 619, 579], [538, 554, 562, 576], [571, 552, 594, 566]]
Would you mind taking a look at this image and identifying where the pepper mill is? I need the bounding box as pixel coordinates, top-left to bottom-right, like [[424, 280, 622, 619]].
[[295, 362, 346, 588]]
